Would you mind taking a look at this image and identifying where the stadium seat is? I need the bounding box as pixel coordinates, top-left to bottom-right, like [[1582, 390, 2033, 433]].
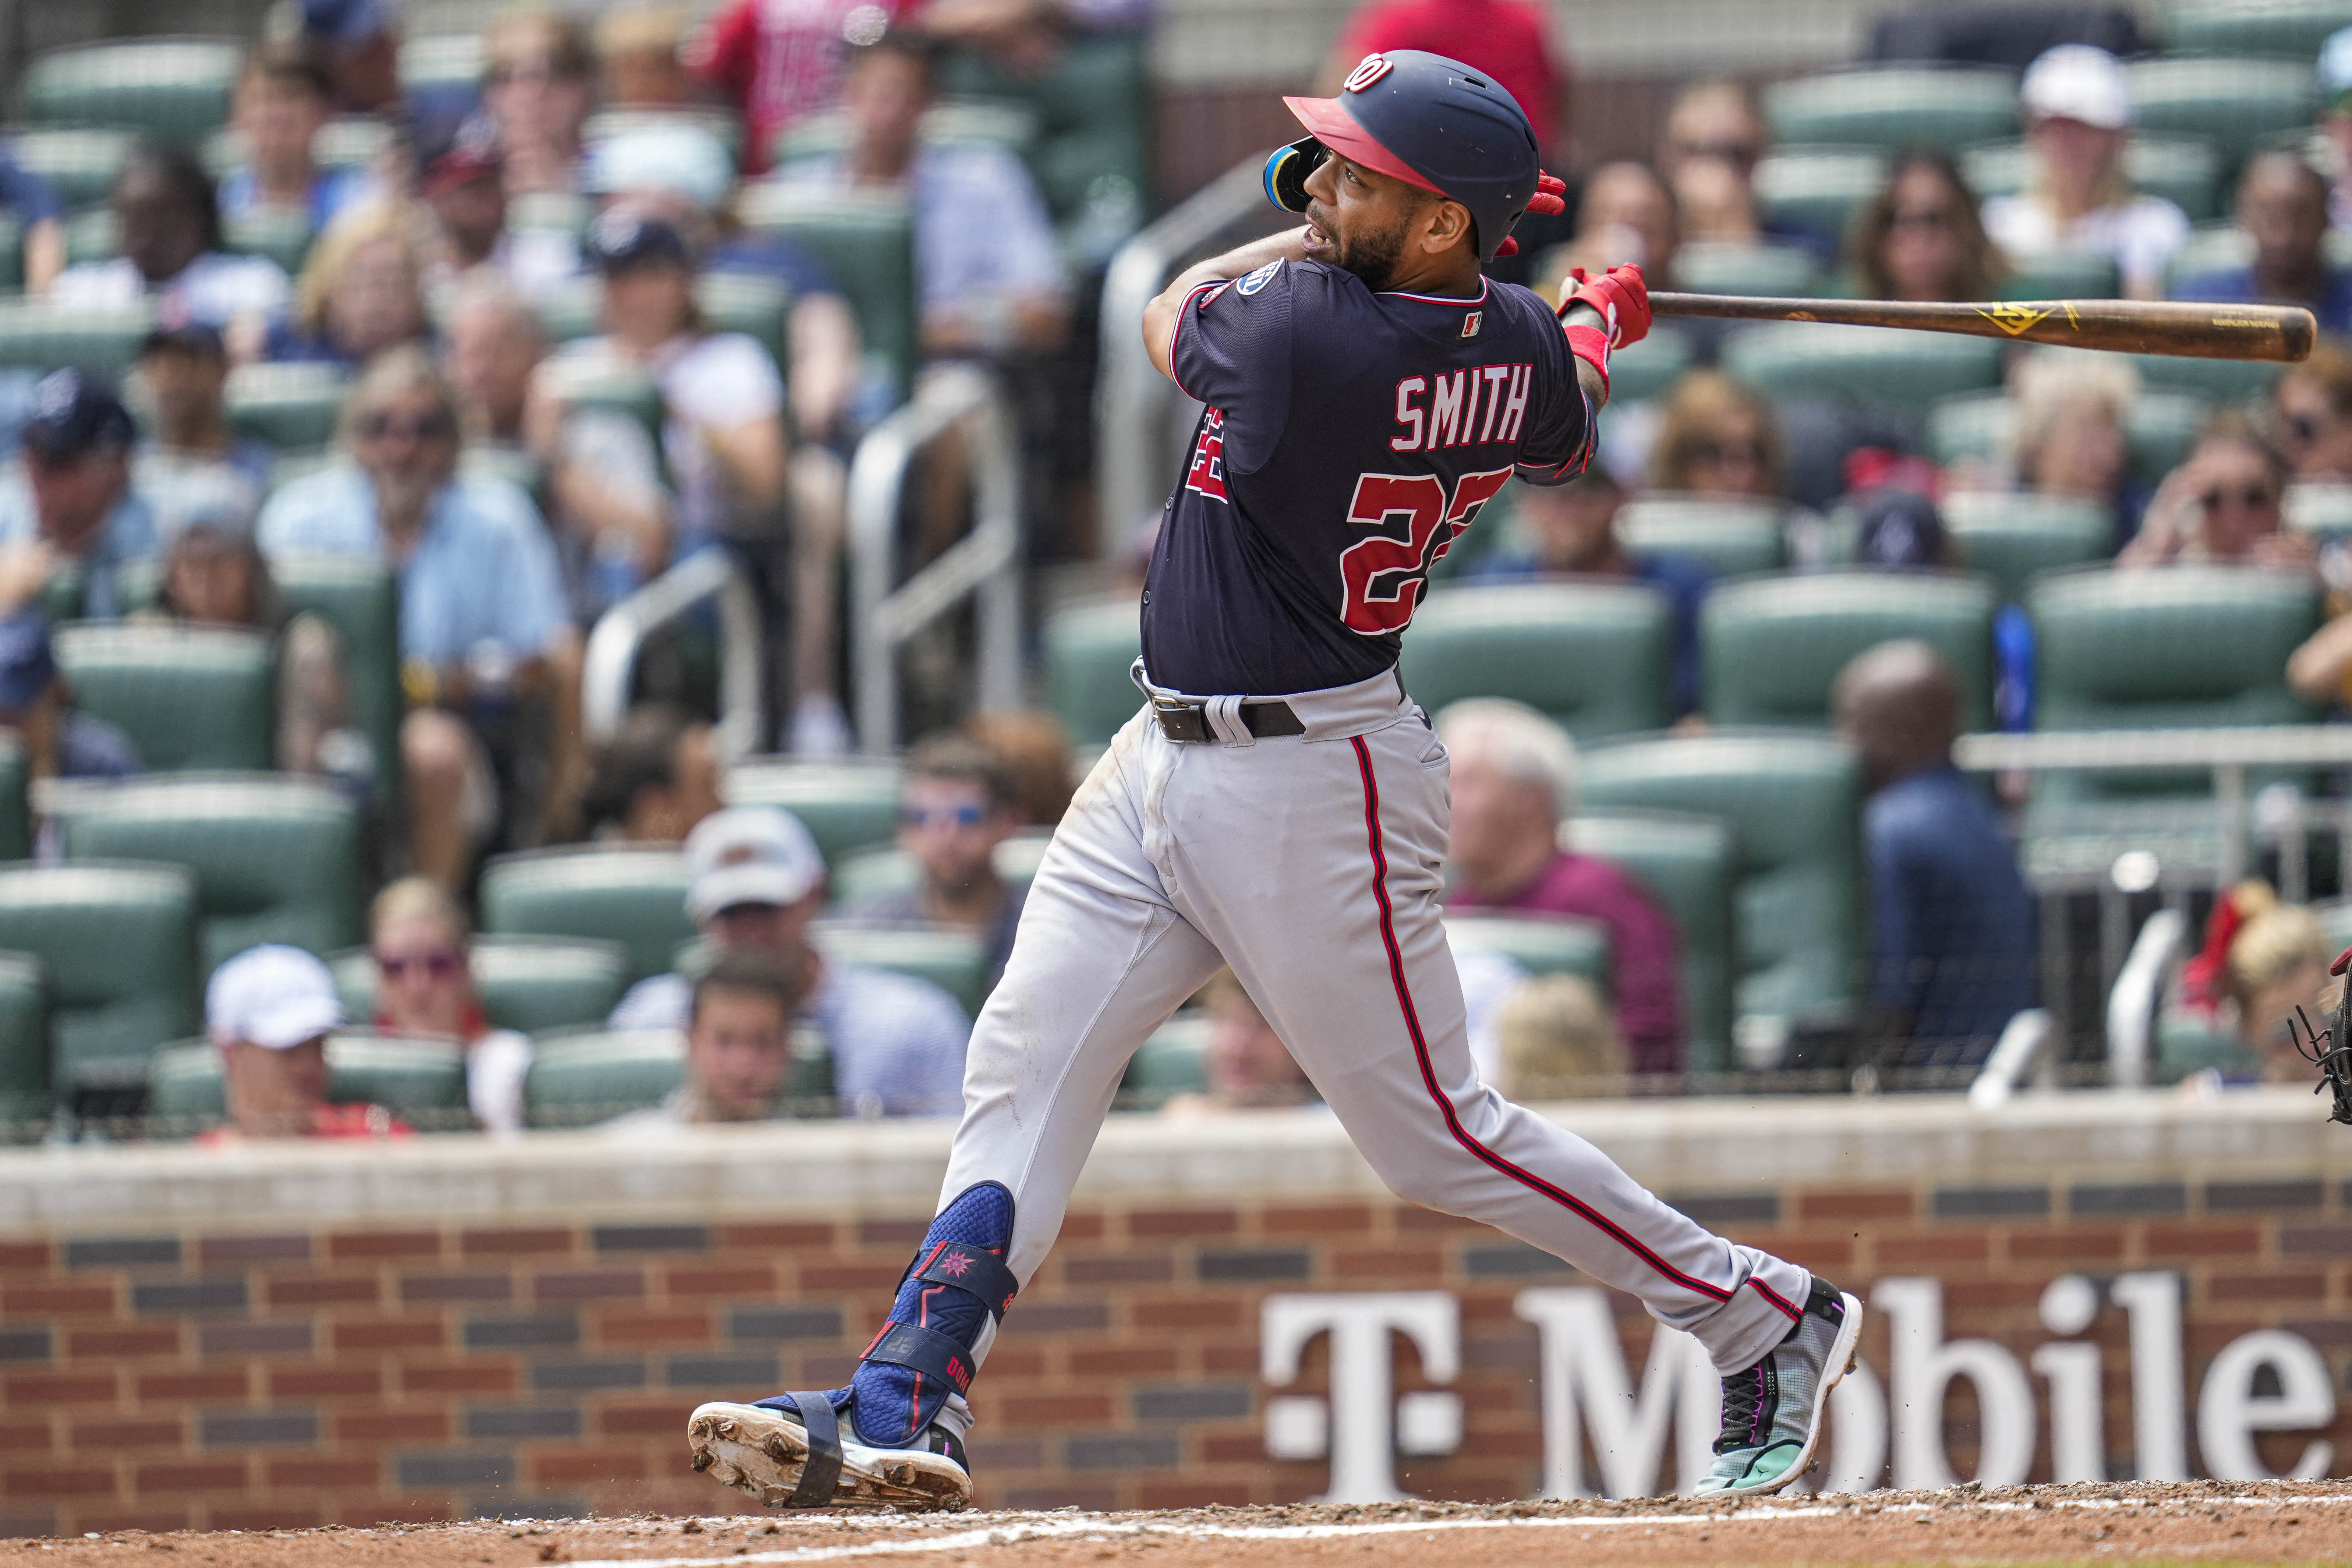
[[1964, 136, 2223, 224], [532, 356, 665, 459], [53, 624, 275, 773], [1605, 325, 1696, 405], [1614, 496, 1788, 577], [145, 1031, 468, 1126], [1120, 1013, 1207, 1108], [0, 734, 28, 863], [1576, 730, 1865, 1029], [56, 775, 365, 970], [534, 275, 789, 378], [271, 554, 400, 810], [224, 205, 314, 275], [2126, 349, 2278, 404], [2287, 481, 2352, 543], [523, 1026, 686, 1125], [1400, 582, 1675, 741], [0, 300, 153, 376], [1043, 595, 1143, 749], [1721, 322, 2004, 426], [2165, 0, 2352, 56], [8, 126, 138, 208], [776, 100, 1040, 167], [478, 845, 694, 982], [20, 38, 243, 139], [736, 186, 917, 403], [1762, 66, 2020, 152], [1565, 808, 1739, 1075], [0, 861, 198, 1095], [2123, 56, 2317, 170], [694, 271, 792, 371], [330, 935, 633, 1036], [1700, 570, 1999, 731], [722, 757, 905, 868], [1925, 386, 2205, 489], [937, 33, 1150, 262], [2000, 250, 2125, 301], [1444, 913, 1610, 993], [1752, 146, 1887, 243], [397, 32, 484, 96], [63, 207, 120, 268], [2168, 221, 2253, 286], [832, 831, 1052, 906], [1942, 492, 2113, 604], [811, 921, 987, 1018], [583, 105, 745, 160], [1672, 242, 1820, 299], [0, 951, 49, 1123], [225, 361, 347, 452]]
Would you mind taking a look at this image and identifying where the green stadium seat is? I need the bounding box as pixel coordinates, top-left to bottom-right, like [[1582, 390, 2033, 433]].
[[2153, 1012, 2261, 1078], [508, 191, 591, 241], [1120, 1014, 1207, 1108], [2124, 57, 2317, 171], [1700, 570, 1999, 731], [57, 775, 365, 970], [1043, 596, 1142, 748], [8, 126, 138, 208], [0, 861, 198, 1094], [811, 921, 986, 1018], [724, 757, 906, 868], [0, 213, 21, 292], [1614, 496, 1788, 577], [2287, 481, 2352, 542], [478, 845, 694, 982], [1673, 241, 1820, 299], [1999, 250, 2125, 300], [226, 362, 348, 452], [1605, 325, 1696, 405], [524, 1026, 685, 1125], [694, 272, 792, 371], [937, 34, 1150, 260], [1721, 322, 2004, 426], [223, 205, 314, 275], [1443, 913, 1611, 993], [0, 300, 153, 375], [63, 206, 119, 268], [1577, 731, 1865, 1029], [1763, 66, 2019, 152], [1942, 492, 2114, 603], [1752, 146, 1888, 244], [1964, 136, 2223, 224], [832, 831, 1052, 906], [271, 554, 399, 813], [398, 32, 484, 95], [1400, 582, 1675, 741], [53, 624, 275, 773], [330, 935, 633, 1037], [2164, 0, 2352, 56], [21, 39, 243, 139], [2168, 221, 2252, 286], [0, 952, 49, 1123], [145, 1031, 468, 1126], [0, 735, 28, 864], [1565, 808, 1739, 1075], [775, 100, 1039, 166], [1925, 386, 2207, 489], [737, 186, 917, 403], [2126, 349, 2279, 404], [583, 106, 745, 160], [533, 275, 791, 379]]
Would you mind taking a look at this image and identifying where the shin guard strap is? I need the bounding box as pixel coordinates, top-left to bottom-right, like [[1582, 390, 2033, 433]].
[[861, 1321, 977, 1398], [911, 1241, 1019, 1320], [784, 1392, 842, 1507]]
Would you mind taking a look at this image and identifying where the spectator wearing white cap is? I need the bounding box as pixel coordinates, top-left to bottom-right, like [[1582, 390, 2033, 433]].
[[608, 805, 972, 1116], [202, 944, 410, 1142], [1981, 44, 2190, 299]]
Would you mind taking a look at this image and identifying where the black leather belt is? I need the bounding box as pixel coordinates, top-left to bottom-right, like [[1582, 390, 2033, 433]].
[[1152, 695, 1306, 743]]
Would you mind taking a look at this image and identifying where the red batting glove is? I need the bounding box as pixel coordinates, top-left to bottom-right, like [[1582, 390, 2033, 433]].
[[1493, 172, 1568, 257], [1560, 262, 1651, 350]]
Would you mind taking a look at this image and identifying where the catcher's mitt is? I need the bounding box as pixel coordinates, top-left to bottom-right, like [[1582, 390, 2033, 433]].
[[2291, 946, 2352, 1124]]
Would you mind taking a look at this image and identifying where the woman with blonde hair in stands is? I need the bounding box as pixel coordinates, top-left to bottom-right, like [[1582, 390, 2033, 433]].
[[369, 876, 535, 1133], [2118, 413, 2306, 571], [1649, 368, 1786, 498], [270, 201, 434, 369], [1495, 974, 1630, 1102], [2275, 341, 2352, 483], [1845, 151, 2004, 304], [2006, 352, 2146, 545], [2175, 881, 2336, 1084]]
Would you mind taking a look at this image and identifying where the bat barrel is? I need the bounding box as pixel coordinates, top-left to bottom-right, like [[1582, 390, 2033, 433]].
[[1643, 293, 2315, 364]]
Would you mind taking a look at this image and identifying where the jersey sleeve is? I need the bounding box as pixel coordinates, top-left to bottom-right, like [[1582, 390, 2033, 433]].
[[1512, 310, 1595, 486], [1167, 257, 1298, 472]]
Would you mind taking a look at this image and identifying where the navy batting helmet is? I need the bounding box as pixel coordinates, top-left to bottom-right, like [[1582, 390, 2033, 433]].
[[1268, 50, 1541, 264]]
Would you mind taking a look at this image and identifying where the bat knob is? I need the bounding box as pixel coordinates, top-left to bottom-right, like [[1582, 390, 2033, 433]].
[[1263, 136, 1326, 216]]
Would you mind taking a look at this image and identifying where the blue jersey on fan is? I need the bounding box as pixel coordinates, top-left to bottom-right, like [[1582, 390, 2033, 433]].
[[1143, 256, 1591, 697]]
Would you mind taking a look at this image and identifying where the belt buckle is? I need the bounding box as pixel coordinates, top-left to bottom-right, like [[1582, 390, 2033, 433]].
[[1151, 696, 1210, 743]]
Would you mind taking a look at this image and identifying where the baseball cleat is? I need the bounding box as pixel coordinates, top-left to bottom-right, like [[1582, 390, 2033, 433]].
[[1694, 1281, 1863, 1497], [687, 1398, 971, 1511]]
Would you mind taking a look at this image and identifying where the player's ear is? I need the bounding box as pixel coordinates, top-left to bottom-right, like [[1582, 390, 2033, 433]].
[[1423, 197, 1474, 257]]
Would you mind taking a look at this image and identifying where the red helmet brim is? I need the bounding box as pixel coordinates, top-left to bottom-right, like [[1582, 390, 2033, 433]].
[[1281, 94, 1444, 198]]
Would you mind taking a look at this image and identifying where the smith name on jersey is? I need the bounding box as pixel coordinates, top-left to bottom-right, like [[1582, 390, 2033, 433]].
[[1143, 255, 1592, 698]]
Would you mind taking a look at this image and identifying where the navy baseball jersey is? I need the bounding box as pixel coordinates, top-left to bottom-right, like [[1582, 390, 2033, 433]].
[[1141, 256, 1591, 696]]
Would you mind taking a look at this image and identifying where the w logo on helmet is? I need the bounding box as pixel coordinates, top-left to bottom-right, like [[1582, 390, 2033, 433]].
[[1343, 54, 1394, 92]]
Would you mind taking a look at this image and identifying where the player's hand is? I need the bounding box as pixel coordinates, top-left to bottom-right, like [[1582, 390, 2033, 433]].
[[1493, 173, 1568, 258], [1560, 263, 1652, 350]]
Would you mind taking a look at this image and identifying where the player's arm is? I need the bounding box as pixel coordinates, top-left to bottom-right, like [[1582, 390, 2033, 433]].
[[1560, 300, 1609, 408], [1142, 228, 1312, 381], [1556, 264, 1652, 412]]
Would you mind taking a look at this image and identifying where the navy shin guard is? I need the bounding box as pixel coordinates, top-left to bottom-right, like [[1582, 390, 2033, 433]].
[[848, 1182, 1016, 1447]]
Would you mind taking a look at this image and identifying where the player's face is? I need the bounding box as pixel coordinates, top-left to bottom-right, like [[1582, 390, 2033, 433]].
[[1300, 153, 1435, 292]]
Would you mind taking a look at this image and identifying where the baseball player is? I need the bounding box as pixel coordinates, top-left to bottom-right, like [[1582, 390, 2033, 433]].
[[689, 52, 1862, 1510]]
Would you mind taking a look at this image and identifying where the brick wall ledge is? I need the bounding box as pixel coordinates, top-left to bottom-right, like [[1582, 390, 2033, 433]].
[[1, 1088, 2341, 1232]]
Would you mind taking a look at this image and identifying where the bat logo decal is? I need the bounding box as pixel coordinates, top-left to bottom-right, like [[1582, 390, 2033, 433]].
[[1976, 304, 2055, 337]]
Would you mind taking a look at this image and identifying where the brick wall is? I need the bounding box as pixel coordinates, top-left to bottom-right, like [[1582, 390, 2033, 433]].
[[4, 1146, 2352, 1535]]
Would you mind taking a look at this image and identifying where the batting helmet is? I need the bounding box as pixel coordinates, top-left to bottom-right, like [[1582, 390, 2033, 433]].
[[1265, 50, 1542, 264]]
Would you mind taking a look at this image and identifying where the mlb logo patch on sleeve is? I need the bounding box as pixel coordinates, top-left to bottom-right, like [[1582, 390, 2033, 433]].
[[1237, 259, 1284, 296]]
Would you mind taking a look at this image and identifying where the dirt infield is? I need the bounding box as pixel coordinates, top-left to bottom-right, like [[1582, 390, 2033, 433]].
[[6, 1482, 2352, 1567]]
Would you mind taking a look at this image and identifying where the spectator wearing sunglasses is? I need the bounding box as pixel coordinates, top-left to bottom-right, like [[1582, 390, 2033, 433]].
[[2276, 343, 2352, 484], [2172, 152, 2352, 338], [1844, 152, 2004, 302], [1648, 368, 1787, 499], [368, 877, 533, 1134], [848, 733, 1028, 988], [2119, 415, 2306, 571], [481, 11, 596, 198], [1655, 79, 1829, 260]]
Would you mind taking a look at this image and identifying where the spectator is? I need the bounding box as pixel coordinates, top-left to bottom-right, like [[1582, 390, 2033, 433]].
[[608, 952, 804, 1127], [272, 201, 434, 368], [420, 141, 580, 298], [202, 944, 406, 1142], [2173, 152, 2352, 336], [1551, 160, 1677, 289], [1437, 698, 1683, 1074], [0, 141, 65, 296], [0, 601, 138, 780], [1649, 369, 1784, 498], [1655, 80, 1822, 257], [292, 0, 402, 113], [597, 5, 696, 108], [582, 703, 722, 842], [1318, 0, 1564, 156], [1981, 45, 2190, 300], [1468, 470, 1708, 716], [2187, 883, 2334, 1076], [256, 347, 578, 888], [50, 147, 290, 350], [608, 806, 972, 1118], [2118, 414, 2306, 570], [964, 709, 1075, 827], [2008, 352, 2145, 545], [773, 34, 1067, 361], [1161, 969, 1315, 1115], [1832, 640, 2033, 1069], [1845, 151, 2003, 302], [368, 877, 534, 1135], [2321, 28, 2352, 234], [0, 371, 156, 620], [849, 734, 1027, 986], [1849, 486, 1957, 570], [1494, 974, 1627, 1101], [221, 44, 372, 232], [2277, 343, 2352, 484], [688, 0, 911, 175], [128, 324, 273, 542], [482, 11, 597, 198]]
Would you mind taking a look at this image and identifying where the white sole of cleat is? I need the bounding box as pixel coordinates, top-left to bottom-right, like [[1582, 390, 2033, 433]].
[[687, 1401, 972, 1511], [1716, 1291, 1866, 1498]]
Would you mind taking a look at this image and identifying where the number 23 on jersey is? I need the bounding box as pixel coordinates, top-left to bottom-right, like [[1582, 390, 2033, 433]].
[[1337, 465, 1513, 634]]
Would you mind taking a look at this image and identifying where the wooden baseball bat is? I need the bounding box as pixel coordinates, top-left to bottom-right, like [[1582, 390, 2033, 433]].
[[1645, 293, 2315, 363]]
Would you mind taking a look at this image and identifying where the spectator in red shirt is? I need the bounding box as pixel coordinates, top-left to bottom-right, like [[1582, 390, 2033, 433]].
[[690, 0, 917, 174], [1437, 698, 1684, 1074], [1318, 0, 1566, 156]]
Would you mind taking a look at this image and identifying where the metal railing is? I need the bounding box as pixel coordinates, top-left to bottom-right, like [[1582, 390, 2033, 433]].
[[1965, 1009, 2058, 1109], [2105, 907, 2190, 1092], [848, 364, 1024, 754], [581, 548, 765, 762]]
